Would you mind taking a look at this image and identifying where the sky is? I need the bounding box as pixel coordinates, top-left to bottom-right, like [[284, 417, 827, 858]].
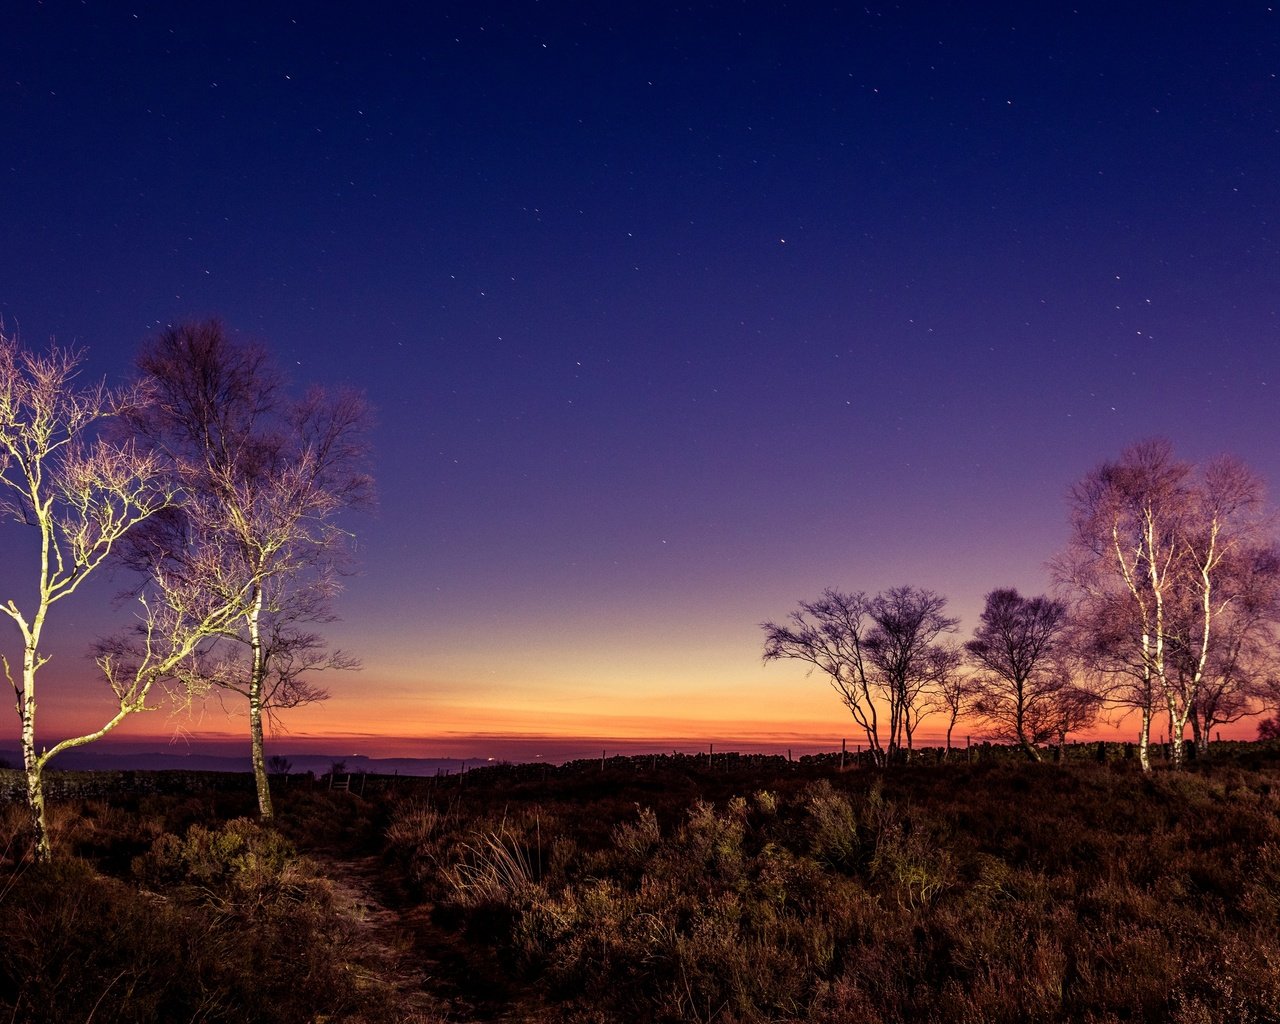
[[1, 1, 1278, 761]]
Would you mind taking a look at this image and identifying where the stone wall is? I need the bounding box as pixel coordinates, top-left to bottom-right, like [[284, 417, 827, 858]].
[[0, 768, 259, 802]]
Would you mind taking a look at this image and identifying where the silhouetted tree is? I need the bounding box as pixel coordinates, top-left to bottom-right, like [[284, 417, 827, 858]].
[[864, 587, 958, 760], [965, 588, 1069, 762], [924, 644, 970, 757], [127, 320, 371, 820], [764, 587, 957, 767], [762, 590, 885, 766], [267, 754, 292, 776], [1046, 672, 1104, 761]]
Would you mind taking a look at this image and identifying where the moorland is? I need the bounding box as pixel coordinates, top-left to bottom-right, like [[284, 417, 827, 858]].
[[4, 745, 1280, 1023]]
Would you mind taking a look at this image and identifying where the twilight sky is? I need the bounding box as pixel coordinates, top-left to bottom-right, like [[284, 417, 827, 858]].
[[2, 2, 1279, 759]]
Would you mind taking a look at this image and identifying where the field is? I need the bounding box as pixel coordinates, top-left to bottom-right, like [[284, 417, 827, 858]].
[[4, 747, 1280, 1023]]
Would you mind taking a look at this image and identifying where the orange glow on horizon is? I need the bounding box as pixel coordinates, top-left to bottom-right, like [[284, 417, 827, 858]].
[[45, 686, 1264, 762], [18, 646, 1270, 761]]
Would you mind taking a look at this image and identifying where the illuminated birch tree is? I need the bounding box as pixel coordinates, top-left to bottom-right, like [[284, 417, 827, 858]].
[[1182, 541, 1280, 754], [127, 321, 371, 820], [1054, 439, 1268, 770], [0, 330, 248, 860]]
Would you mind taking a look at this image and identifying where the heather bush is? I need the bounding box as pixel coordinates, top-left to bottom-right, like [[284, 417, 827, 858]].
[[611, 804, 661, 865], [0, 857, 219, 1023], [135, 817, 296, 889], [803, 779, 858, 868]]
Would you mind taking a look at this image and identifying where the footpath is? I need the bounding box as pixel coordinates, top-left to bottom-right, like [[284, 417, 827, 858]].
[[315, 850, 548, 1024]]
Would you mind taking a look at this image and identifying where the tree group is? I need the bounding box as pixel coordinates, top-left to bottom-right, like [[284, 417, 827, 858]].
[[0, 322, 370, 859], [764, 440, 1280, 769]]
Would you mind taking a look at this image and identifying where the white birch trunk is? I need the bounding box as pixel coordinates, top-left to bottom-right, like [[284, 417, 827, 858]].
[[248, 589, 273, 821], [1138, 706, 1152, 772], [20, 650, 48, 861]]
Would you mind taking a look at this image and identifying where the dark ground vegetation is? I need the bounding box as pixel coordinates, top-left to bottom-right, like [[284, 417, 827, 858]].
[[5, 745, 1280, 1023]]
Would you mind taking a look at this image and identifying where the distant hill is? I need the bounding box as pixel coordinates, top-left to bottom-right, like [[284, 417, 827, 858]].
[[0, 748, 490, 777]]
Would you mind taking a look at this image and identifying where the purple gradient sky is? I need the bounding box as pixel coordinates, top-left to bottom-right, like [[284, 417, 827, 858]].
[[2, 2, 1278, 758]]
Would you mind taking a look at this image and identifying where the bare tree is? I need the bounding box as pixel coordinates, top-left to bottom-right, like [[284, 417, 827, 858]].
[[965, 588, 1069, 762], [864, 587, 958, 761], [1183, 542, 1280, 755], [924, 645, 970, 758], [1249, 673, 1280, 746], [1053, 439, 1269, 770], [1165, 456, 1270, 763], [1045, 677, 1104, 762], [763, 586, 957, 766], [1061, 586, 1157, 763], [127, 321, 372, 820], [762, 590, 885, 765], [0, 330, 249, 860]]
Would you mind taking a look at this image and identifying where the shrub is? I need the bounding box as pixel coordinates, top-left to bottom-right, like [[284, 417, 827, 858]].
[[134, 817, 303, 906], [375, 760, 1280, 1021], [611, 804, 661, 865], [679, 799, 746, 879], [803, 779, 859, 868]]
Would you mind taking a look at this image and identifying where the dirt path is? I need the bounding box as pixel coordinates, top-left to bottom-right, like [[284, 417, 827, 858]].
[[315, 851, 549, 1024]]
